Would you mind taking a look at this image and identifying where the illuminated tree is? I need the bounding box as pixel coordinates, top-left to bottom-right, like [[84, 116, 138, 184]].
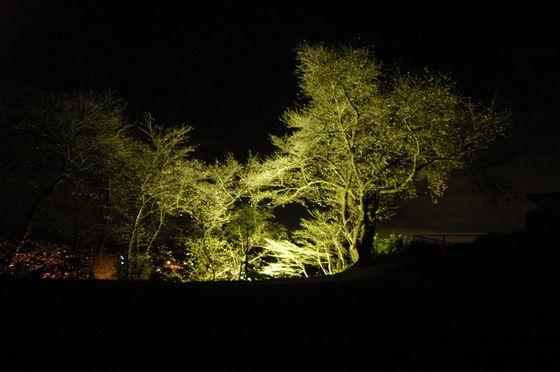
[[178, 156, 284, 281], [254, 43, 509, 267], [105, 114, 195, 279], [91, 251, 117, 280]]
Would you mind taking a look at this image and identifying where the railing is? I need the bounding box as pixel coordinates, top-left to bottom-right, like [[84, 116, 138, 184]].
[[412, 234, 483, 246], [409, 234, 483, 260]]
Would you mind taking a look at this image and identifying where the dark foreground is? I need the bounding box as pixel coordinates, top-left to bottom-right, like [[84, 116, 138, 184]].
[[2, 239, 559, 370]]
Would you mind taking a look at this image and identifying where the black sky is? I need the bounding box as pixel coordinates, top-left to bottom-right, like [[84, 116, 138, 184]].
[[1, 0, 559, 235]]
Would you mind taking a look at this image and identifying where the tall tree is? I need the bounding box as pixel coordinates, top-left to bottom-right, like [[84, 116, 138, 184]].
[[0, 85, 126, 260], [105, 114, 195, 279], [254, 43, 509, 267]]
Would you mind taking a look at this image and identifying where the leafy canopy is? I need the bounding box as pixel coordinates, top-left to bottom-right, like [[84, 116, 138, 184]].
[[252, 43, 509, 270]]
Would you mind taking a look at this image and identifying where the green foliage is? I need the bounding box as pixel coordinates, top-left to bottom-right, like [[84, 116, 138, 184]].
[[258, 239, 327, 278], [253, 42, 509, 267], [175, 157, 286, 281], [256, 208, 363, 278], [373, 234, 411, 256], [104, 114, 196, 279]]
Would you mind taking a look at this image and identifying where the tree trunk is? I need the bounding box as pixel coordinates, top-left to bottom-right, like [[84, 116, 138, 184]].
[[146, 209, 165, 257], [0, 160, 21, 179], [11, 174, 65, 260], [356, 191, 380, 266], [127, 203, 145, 280]]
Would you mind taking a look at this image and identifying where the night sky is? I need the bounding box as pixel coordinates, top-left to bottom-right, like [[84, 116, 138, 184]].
[[1, 1, 559, 236]]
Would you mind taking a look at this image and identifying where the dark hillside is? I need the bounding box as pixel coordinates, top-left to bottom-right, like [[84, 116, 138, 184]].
[[2, 236, 559, 370]]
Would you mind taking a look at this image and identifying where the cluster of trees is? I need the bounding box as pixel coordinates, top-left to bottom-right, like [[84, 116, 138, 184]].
[[0, 43, 508, 281]]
